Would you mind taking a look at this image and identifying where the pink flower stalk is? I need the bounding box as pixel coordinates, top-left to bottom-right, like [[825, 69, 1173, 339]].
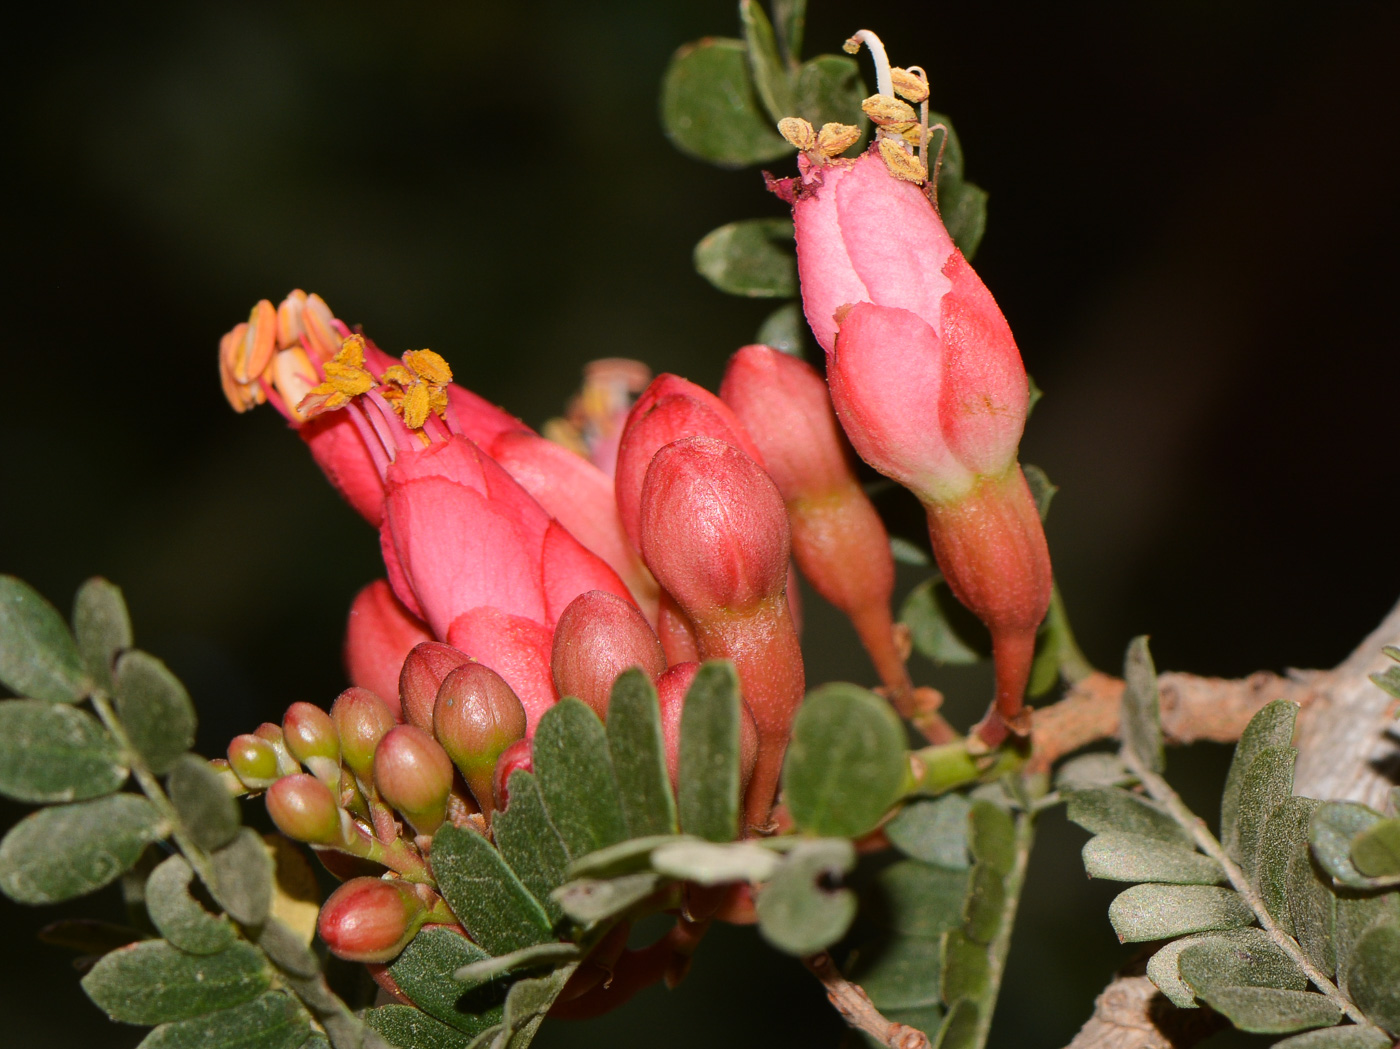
[[720, 344, 909, 701], [638, 436, 804, 830], [775, 147, 1051, 744], [344, 580, 433, 717]]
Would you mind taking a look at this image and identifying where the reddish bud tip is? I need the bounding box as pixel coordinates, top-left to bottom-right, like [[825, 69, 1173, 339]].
[[639, 436, 790, 618], [331, 687, 398, 779], [317, 877, 427, 963], [373, 725, 455, 834], [551, 590, 666, 720], [227, 734, 279, 790], [654, 662, 758, 791], [283, 702, 340, 765], [266, 773, 341, 844], [492, 737, 533, 811], [399, 642, 473, 732], [433, 663, 527, 813]]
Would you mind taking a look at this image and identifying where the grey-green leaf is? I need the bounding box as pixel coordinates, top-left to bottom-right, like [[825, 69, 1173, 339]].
[[1107, 884, 1253, 942], [146, 854, 236, 955], [1065, 787, 1192, 846], [209, 828, 274, 926], [694, 218, 796, 299], [1177, 930, 1308, 992], [115, 650, 196, 775], [1350, 818, 1400, 878], [938, 178, 989, 261], [1222, 700, 1298, 857], [390, 926, 506, 1035], [782, 682, 908, 839], [1235, 745, 1297, 883], [792, 54, 865, 133], [739, 0, 794, 121], [605, 669, 677, 838], [1312, 801, 1387, 889], [861, 858, 970, 939], [1082, 832, 1223, 884], [0, 575, 89, 703], [552, 872, 663, 926], [1261, 796, 1320, 936], [677, 661, 743, 843], [1120, 636, 1164, 773], [934, 998, 981, 1049], [651, 839, 780, 885], [452, 943, 580, 988], [0, 698, 127, 802], [73, 577, 132, 690], [82, 939, 269, 1024], [1189, 985, 1343, 1034], [493, 962, 578, 1049], [532, 698, 627, 857], [1054, 753, 1130, 792], [772, 0, 804, 62], [136, 992, 309, 1049], [660, 38, 791, 168], [1271, 1027, 1393, 1049], [567, 834, 689, 880], [0, 793, 165, 903], [885, 795, 972, 870], [493, 770, 570, 925], [432, 824, 552, 954], [363, 1005, 472, 1049], [851, 935, 944, 1011], [168, 753, 241, 851], [940, 929, 992, 1008], [1145, 928, 1284, 1009], [899, 576, 988, 666], [755, 301, 805, 357], [1345, 918, 1400, 1034], [755, 839, 857, 955]]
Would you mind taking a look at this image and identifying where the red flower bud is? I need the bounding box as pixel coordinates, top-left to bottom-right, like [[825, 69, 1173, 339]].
[[551, 591, 666, 720], [721, 345, 908, 696], [331, 686, 397, 780], [317, 877, 428, 963], [398, 642, 473, 732], [433, 663, 527, 813], [283, 702, 340, 765], [492, 737, 533, 811], [266, 773, 341, 844], [614, 374, 766, 551], [656, 592, 699, 665], [373, 725, 455, 835], [226, 734, 279, 790], [655, 662, 759, 792], [344, 580, 433, 718], [638, 437, 803, 829]]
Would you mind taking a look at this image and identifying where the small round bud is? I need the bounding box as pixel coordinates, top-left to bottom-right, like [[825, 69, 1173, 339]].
[[283, 702, 340, 765], [551, 591, 666, 720], [266, 773, 341, 844], [399, 642, 473, 731], [227, 733, 279, 790], [317, 877, 427, 963], [373, 726, 454, 835], [253, 722, 299, 776], [433, 663, 527, 814], [331, 686, 397, 779], [492, 738, 533, 811]]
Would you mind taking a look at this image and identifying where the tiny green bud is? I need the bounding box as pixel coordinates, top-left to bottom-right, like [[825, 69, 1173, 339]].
[[266, 773, 341, 844], [331, 686, 397, 779], [227, 733, 279, 790], [283, 701, 340, 764], [433, 663, 527, 814], [373, 725, 454, 835]]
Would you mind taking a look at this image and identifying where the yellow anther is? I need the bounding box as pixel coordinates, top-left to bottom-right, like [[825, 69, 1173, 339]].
[[862, 93, 917, 130], [816, 122, 862, 158], [379, 349, 453, 431], [298, 335, 376, 418], [777, 117, 817, 152], [877, 138, 928, 183], [842, 37, 861, 55], [890, 68, 930, 104]]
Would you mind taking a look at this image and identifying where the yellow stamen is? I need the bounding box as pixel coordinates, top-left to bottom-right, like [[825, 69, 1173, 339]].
[[877, 138, 928, 183], [890, 68, 930, 104], [298, 335, 376, 418], [777, 117, 817, 152], [862, 93, 917, 130], [379, 349, 453, 431], [816, 122, 861, 158]]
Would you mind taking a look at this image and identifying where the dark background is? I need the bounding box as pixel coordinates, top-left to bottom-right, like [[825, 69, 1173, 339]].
[[2, 1, 1396, 1045]]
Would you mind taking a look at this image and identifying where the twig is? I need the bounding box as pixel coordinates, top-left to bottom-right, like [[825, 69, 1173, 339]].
[[802, 952, 931, 1049], [1119, 746, 1368, 1026]]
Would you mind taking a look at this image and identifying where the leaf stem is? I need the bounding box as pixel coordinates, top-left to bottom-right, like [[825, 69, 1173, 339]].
[[1119, 747, 1369, 1026]]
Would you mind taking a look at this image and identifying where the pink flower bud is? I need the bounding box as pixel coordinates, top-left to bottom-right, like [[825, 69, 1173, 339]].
[[398, 642, 473, 732], [551, 591, 666, 720], [331, 686, 398, 780], [266, 773, 341, 844], [317, 877, 428, 964], [638, 437, 803, 828], [227, 734, 279, 790], [721, 345, 908, 696], [614, 374, 767, 551], [433, 663, 528, 813], [283, 702, 340, 765], [492, 737, 533, 811], [655, 663, 759, 792], [344, 580, 433, 718], [657, 592, 699, 665], [373, 725, 455, 835]]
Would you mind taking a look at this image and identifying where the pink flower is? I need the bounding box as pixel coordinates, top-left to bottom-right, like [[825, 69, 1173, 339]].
[[343, 580, 433, 717]]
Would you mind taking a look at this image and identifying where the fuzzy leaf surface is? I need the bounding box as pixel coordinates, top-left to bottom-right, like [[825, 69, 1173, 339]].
[[1312, 802, 1389, 889], [533, 698, 626, 857], [493, 771, 570, 925], [660, 38, 790, 167], [73, 577, 132, 690], [552, 872, 662, 926], [605, 669, 677, 838], [136, 992, 309, 1049], [364, 1005, 472, 1049], [899, 576, 987, 666], [885, 794, 972, 870], [82, 939, 269, 1024], [390, 926, 506, 1034], [210, 829, 273, 926], [146, 854, 235, 955], [0, 699, 126, 803], [1082, 832, 1224, 884], [1235, 745, 1297, 882], [114, 650, 196, 775], [1107, 884, 1253, 942], [694, 218, 796, 299], [1120, 636, 1164, 772], [168, 753, 240, 851], [432, 824, 552, 955], [1066, 787, 1192, 846], [1345, 918, 1400, 1034], [755, 839, 856, 955], [1222, 700, 1297, 858], [1350, 818, 1400, 878], [0, 575, 89, 703], [677, 661, 742, 843]]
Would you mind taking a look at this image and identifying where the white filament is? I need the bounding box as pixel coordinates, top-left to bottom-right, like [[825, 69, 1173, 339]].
[[847, 29, 893, 99]]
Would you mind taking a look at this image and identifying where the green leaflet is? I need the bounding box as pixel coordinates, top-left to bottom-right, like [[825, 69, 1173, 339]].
[[1221, 700, 1298, 858], [363, 1005, 473, 1049], [72, 577, 132, 691], [167, 753, 241, 851], [0, 575, 89, 704], [693, 219, 796, 299], [1065, 787, 1191, 846], [660, 38, 791, 168], [605, 669, 677, 839], [145, 854, 236, 955], [531, 699, 627, 858], [82, 939, 270, 1025], [1119, 637, 1164, 773], [1081, 832, 1224, 885], [677, 661, 742, 843], [1107, 884, 1253, 943], [390, 926, 507, 1035], [0, 699, 127, 803], [431, 825, 553, 956], [492, 771, 570, 925], [114, 650, 197, 775], [755, 839, 857, 955], [135, 992, 309, 1049]]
